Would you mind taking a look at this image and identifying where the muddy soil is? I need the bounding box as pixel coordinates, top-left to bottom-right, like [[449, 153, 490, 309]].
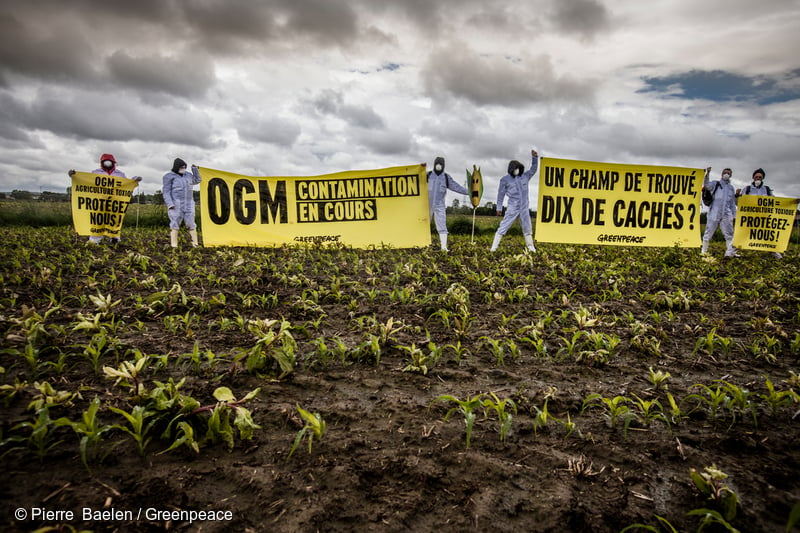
[[1, 227, 798, 532]]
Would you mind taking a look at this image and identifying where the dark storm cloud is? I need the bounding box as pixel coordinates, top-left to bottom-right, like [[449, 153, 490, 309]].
[[549, 0, 611, 40], [106, 51, 216, 99], [309, 90, 385, 129], [422, 43, 595, 106], [639, 69, 800, 105], [278, 0, 360, 45], [0, 92, 39, 143], [0, 13, 99, 82], [19, 90, 217, 148]]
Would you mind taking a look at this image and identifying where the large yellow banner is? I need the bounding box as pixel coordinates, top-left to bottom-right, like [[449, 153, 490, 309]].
[[733, 195, 798, 253], [70, 173, 138, 238], [536, 158, 705, 247], [199, 165, 430, 248]]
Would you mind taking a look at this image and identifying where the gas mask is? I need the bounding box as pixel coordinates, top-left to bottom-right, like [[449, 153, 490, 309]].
[[102, 160, 114, 169], [178, 168, 187, 175], [721, 173, 731, 182], [512, 169, 520, 177], [434, 164, 443, 173]]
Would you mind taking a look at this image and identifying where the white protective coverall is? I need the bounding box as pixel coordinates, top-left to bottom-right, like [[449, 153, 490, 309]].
[[427, 156, 468, 250], [491, 153, 539, 252], [163, 158, 201, 247], [701, 170, 737, 257]]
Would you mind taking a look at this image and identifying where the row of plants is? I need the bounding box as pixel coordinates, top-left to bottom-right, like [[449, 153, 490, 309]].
[[1, 226, 798, 531]]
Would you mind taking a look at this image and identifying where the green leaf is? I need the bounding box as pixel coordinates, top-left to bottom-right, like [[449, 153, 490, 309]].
[[213, 386, 235, 402], [787, 500, 800, 533]]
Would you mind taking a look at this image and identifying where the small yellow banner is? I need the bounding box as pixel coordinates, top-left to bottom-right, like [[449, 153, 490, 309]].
[[199, 165, 430, 248], [733, 195, 799, 253], [70, 173, 138, 238], [536, 158, 705, 247]]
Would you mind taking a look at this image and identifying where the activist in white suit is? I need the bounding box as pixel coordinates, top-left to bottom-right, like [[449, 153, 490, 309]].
[[163, 158, 201, 248], [490, 149, 539, 252], [701, 166, 738, 258], [427, 156, 469, 251], [68, 153, 142, 245]]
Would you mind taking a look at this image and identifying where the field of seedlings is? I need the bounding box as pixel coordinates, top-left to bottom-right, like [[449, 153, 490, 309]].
[[1, 225, 799, 532]]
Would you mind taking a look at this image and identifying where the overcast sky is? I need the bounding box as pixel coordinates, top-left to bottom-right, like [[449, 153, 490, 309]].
[[2, 0, 799, 207]]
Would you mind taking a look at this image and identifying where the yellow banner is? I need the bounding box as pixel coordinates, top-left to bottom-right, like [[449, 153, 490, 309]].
[[199, 165, 430, 248], [733, 195, 798, 252], [70, 173, 138, 238], [536, 158, 705, 247]]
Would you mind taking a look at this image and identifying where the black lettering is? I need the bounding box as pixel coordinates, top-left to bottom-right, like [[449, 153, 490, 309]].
[[208, 178, 230, 224]]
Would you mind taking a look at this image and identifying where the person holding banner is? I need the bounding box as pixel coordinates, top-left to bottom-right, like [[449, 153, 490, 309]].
[[68, 153, 142, 244], [163, 158, 201, 248], [735, 168, 773, 198], [737, 168, 782, 258], [490, 149, 539, 252], [427, 156, 469, 251], [701, 167, 738, 258]]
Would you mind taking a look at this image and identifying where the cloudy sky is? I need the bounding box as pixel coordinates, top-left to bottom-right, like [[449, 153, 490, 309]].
[[2, 0, 799, 207]]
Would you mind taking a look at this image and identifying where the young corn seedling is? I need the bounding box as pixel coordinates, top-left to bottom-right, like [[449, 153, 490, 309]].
[[158, 421, 200, 455], [759, 377, 800, 416], [716, 380, 757, 428], [631, 394, 670, 429], [7, 406, 65, 461], [646, 366, 671, 391], [82, 332, 118, 376], [244, 319, 297, 378], [352, 334, 382, 365], [582, 394, 637, 436], [400, 343, 429, 375], [684, 384, 730, 423], [444, 340, 469, 364], [27, 381, 81, 411], [665, 393, 687, 426], [557, 331, 584, 361], [376, 317, 404, 346], [481, 392, 517, 444], [750, 333, 782, 364], [577, 331, 620, 367], [561, 412, 579, 439], [103, 355, 149, 398], [432, 393, 486, 448], [54, 397, 115, 471], [519, 331, 548, 358], [109, 405, 156, 457], [479, 336, 505, 367], [689, 464, 739, 523], [288, 404, 326, 459], [532, 398, 561, 436], [89, 291, 122, 314]]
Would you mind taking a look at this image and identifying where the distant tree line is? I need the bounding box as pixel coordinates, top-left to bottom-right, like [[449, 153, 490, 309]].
[[0, 189, 200, 204]]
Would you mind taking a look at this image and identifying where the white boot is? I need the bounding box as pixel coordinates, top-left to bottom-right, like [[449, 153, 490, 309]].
[[524, 234, 536, 252], [724, 241, 739, 257], [189, 229, 199, 248], [439, 233, 448, 251], [700, 240, 709, 255], [490, 233, 503, 252], [170, 229, 179, 248]]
